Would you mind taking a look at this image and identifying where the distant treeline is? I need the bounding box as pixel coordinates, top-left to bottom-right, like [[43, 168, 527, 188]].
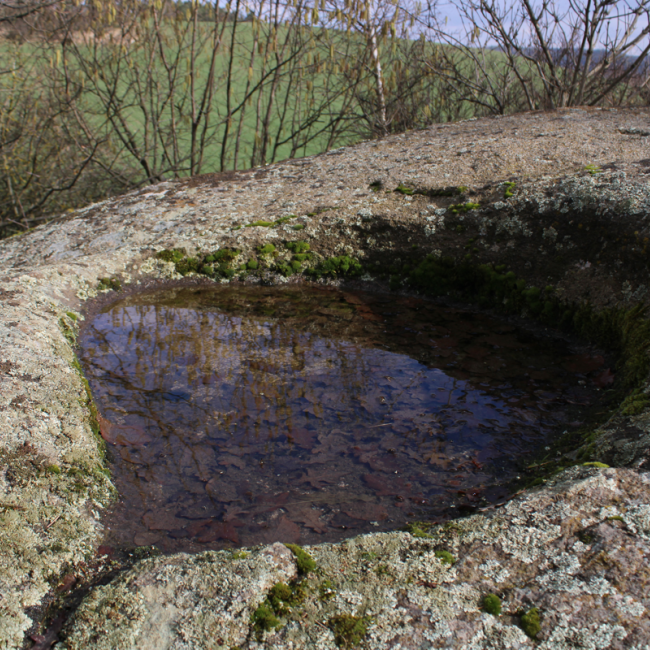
[[1, 0, 648, 239]]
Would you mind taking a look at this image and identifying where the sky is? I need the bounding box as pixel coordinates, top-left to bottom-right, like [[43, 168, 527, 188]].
[[430, 0, 649, 55]]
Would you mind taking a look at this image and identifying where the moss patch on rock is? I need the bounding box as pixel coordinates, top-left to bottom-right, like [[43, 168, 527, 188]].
[[306, 255, 363, 279], [434, 550, 456, 566], [405, 254, 649, 394], [156, 247, 240, 279], [251, 580, 307, 639], [328, 614, 370, 648], [285, 544, 316, 574], [97, 277, 122, 292], [482, 594, 502, 616], [520, 607, 541, 638]]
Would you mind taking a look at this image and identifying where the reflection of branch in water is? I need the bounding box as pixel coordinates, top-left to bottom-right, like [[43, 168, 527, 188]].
[[84, 303, 392, 504], [447, 385, 455, 407]]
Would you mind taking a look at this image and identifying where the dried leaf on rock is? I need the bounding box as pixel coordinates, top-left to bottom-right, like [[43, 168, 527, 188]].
[[253, 515, 301, 545], [286, 504, 328, 533], [98, 414, 152, 446], [142, 507, 190, 531], [295, 467, 337, 489], [593, 368, 615, 388], [562, 354, 605, 374], [286, 428, 317, 448], [218, 454, 246, 469], [341, 501, 388, 521], [205, 477, 239, 502]]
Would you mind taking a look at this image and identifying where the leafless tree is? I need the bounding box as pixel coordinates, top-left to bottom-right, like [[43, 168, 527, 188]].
[[3, 0, 650, 240], [0, 0, 61, 24], [420, 0, 650, 112]]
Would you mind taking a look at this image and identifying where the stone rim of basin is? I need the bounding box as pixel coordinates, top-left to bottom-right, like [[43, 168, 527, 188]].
[[2, 107, 650, 649]]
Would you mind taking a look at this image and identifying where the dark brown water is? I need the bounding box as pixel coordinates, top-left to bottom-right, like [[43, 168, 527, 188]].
[[79, 286, 609, 552]]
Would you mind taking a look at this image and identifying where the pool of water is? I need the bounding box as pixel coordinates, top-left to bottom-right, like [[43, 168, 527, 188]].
[[79, 285, 609, 552]]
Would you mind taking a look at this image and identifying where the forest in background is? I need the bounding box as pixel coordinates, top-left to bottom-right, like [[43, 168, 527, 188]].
[[1, 0, 649, 239]]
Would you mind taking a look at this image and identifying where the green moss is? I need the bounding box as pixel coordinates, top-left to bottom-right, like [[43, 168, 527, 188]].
[[374, 564, 390, 576], [268, 581, 306, 614], [97, 277, 122, 291], [46, 464, 61, 475], [607, 515, 624, 521], [174, 258, 200, 276], [620, 389, 649, 415], [251, 602, 282, 637], [65, 311, 78, 321], [247, 259, 259, 270], [251, 581, 306, 638], [206, 248, 239, 264], [245, 215, 298, 228], [161, 247, 240, 280], [274, 215, 297, 226], [291, 224, 305, 231], [155, 248, 186, 263], [578, 529, 595, 544], [70, 356, 106, 461], [584, 164, 602, 175], [418, 185, 468, 197], [394, 183, 414, 195], [285, 241, 310, 254], [306, 255, 363, 279], [369, 180, 383, 192], [268, 582, 293, 607], [328, 614, 369, 648], [503, 181, 516, 198], [449, 202, 480, 214], [230, 551, 250, 560], [520, 607, 541, 638], [582, 461, 610, 468], [404, 523, 431, 538], [274, 262, 294, 277], [59, 317, 76, 346], [435, 550, 456, 566], [482, 594, 502, 616], [246, 220, 275, 228], [285, 543, 316, 574], [319, 579, 336, 601], [443, 521, 465, 534], [406, 258, 650, 414], [257, 243, 276, 256]]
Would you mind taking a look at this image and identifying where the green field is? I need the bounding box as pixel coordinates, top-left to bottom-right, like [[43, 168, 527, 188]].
[[0, 13, 505, 235]]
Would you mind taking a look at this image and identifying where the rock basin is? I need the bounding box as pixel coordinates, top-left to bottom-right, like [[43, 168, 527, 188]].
[[1, 107, 650, 649]]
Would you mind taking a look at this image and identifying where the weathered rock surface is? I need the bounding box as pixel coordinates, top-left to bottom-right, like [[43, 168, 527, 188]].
[[1, 107, 650, 648], [65, 542, 297, 649], [64, 468, 650, 649]]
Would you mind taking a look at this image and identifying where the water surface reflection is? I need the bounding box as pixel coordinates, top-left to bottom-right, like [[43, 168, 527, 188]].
[[79, 286, 605, 551]]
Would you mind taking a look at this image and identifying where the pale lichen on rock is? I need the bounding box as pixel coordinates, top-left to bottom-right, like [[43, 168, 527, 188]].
[[1, 107, 650, 648]]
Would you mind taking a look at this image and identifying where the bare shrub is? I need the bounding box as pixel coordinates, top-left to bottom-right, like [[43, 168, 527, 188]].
[[420, 0, 650, 113], [1, 0, 649, 239]]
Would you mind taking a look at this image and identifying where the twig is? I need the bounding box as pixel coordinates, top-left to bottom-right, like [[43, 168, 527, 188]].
[[0, 502, 25, 511], [526, 459, 560, 469], [45, 514, 62, 530]]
